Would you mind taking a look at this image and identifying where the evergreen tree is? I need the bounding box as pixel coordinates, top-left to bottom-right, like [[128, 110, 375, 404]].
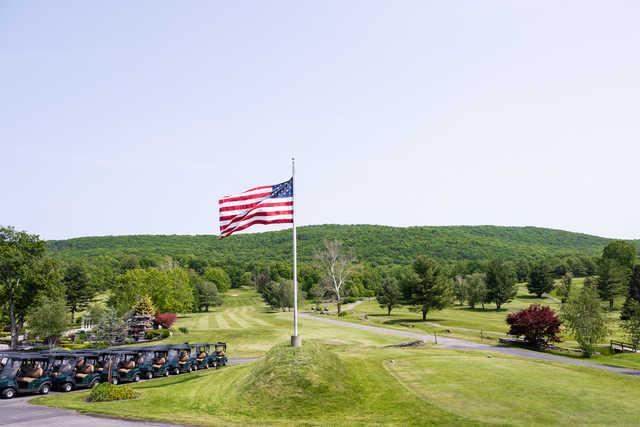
[[527, 261, 554, 298], [94, 308, 127, 344], [63, 260, 95, 322], [596, 258, 628, 311], [403, 256, 451, 321], [132, 295, 155, 316], [376, 276, 401, 316], [621, 265, 640, 320], [486, 260, 517, 310]]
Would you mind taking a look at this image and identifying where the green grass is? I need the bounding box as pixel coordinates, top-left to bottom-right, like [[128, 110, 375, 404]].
[[34, 288, 640, 425]]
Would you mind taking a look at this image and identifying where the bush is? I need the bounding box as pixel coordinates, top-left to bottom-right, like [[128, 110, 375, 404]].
[[179, 327, 189, 334], [88, 383, 139, 402], [144, 329, 170, 340], [154, 312, 177, 328], [342, 296, 357, 304], [337, 311, 348, 317], [506, 304, 561, 349]]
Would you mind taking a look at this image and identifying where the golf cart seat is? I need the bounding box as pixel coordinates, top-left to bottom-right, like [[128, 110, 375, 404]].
[[17, 367, 43, 383], [76, 364, 94, 379], [152, 357, 166, 368], [178, 352, 189, 364], [118, 360, 136, 373]]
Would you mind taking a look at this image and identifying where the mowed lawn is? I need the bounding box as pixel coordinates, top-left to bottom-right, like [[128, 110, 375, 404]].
[[34, 288, 640, 426]]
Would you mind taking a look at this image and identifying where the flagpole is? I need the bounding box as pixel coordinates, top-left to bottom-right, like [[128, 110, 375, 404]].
[[291, 157, 301, 347]]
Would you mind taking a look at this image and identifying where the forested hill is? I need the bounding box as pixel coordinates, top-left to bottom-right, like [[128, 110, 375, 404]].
[[47, 225, 638, 265]]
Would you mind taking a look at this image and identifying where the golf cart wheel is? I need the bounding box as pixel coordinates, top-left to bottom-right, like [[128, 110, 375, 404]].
[[133, 374, 141, 382], [39, 384, 51, 395], [173, 368, 180, 375], [1, 388, 16, 399], [62, 382, 73, 393], [192, 365, 198, 371], [111, 378, 119, 385], [90, 379, 100, 388], [164, 370, 170, 377], [146, 372, 153, 380], [203, 364, 209, 369]]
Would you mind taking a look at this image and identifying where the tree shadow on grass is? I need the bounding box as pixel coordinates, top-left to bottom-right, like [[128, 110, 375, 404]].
[[518, 295, 548, 301]]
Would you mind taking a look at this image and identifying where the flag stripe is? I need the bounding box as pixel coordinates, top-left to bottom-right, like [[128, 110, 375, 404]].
[[221, 218, 293, 237], [220, 203, 294, 222], [219, 178, 293, 238], [218, 190, 272, 204], [221, 209, 294, 232]]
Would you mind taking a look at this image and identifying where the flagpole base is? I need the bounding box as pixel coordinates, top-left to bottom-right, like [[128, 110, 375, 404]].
[[290, 335, 302, 347]]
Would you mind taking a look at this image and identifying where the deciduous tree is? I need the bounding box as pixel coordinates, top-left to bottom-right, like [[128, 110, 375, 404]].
[[506, 304, 561, 349], [0, 226, 47, 349], [195, 281, 222, 312], [314, 240, 356, 314], [561, 284, 608, 357], [26, 295, 69, 349], [486, 260, 517, 310], [465, 272, 488, 309], [204, 267, 231, 293], [556, 272, 573, 303]]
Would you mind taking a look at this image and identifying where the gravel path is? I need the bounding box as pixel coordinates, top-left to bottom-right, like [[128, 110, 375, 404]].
[[300, 313, 640, 376]]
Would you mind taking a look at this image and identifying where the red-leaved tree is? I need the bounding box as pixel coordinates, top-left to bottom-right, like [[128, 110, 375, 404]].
[[506, 304, 561, 349], [154, 312, 177, 328]]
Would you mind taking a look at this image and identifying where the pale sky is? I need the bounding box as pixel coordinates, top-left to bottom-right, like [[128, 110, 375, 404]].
[[1, 1, 639, 240]]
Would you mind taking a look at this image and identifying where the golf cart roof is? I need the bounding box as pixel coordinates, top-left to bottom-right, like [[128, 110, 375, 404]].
[[2, 353, 51, 361], [170, 344, 191, 350]]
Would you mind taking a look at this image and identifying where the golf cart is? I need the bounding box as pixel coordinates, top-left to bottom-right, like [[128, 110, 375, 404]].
[[188, 343, 214, 369], [102, 349, 144, 384], [166, 344, 195, 375], [0, 353, 53, 399], [47, 351, 101, 392], [125, 346, 170, 379], [214, 342, 228, 367]]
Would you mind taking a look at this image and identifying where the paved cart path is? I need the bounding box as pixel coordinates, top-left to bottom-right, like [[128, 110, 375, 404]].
[[0, 358, 256, 427], [300, 313, 640, 376]]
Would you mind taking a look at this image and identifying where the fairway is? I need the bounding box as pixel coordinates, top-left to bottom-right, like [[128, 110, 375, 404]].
[[34, 288, 640, 426]]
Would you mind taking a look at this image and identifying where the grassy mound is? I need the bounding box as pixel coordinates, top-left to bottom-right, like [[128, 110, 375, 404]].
[[237, 341, 355, 416]]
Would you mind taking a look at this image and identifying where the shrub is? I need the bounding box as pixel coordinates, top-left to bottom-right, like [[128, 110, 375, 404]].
[[154, 312, 177, 328], [337, 311, 348, 317], [506, 304, 561, 349], [89, 383, 139, 402], [179, 327, 189, 334], [144, 329, 170, 340], [342, 296, 357, 304]]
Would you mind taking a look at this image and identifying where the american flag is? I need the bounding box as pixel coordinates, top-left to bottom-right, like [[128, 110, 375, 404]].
[[218, 178, 294, 238]]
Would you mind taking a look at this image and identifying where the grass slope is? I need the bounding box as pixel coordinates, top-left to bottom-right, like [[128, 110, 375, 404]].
[[34, 288, 640, 426], [47, 224, 637, 264]]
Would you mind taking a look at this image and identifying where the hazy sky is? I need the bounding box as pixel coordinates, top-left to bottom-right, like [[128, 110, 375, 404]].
[[2, 1, 639, 240]]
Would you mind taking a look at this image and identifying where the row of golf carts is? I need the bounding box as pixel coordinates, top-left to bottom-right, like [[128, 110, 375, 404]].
[[0, 342, 228, 399]]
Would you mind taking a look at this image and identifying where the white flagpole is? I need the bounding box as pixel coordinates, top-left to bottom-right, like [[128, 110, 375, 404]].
[[291, 157, 301, 347]]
